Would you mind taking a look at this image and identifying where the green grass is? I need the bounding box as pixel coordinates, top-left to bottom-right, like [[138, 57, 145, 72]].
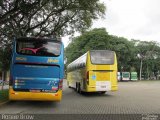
[[0, 89, 9, 103]]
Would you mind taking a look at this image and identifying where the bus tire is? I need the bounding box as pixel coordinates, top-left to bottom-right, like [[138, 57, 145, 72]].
[[101, 91, 106, 94], [76, 83, 78, 92], [78, 83, 81, 94], [67, 82, 71, 88]]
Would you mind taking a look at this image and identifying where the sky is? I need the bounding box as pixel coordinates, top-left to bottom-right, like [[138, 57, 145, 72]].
[[62, 0, 160, 47]]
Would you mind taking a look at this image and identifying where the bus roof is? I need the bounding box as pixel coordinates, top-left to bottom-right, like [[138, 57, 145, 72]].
[[16, 37, 62, 43], [90, 50, 114, 53], [67, 50, 115, 71], [68, 50, 115, 65]]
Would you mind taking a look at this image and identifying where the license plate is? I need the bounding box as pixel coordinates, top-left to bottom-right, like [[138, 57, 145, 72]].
[[101, 86, 106, 88], [30, 90, 40, 93]]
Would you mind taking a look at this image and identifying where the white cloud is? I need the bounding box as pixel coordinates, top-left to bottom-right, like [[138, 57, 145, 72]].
[[62, 0, 160, 47], [93, 0, 160, 42], [62, 36, 70, 48], [62, 32, 80, 48]]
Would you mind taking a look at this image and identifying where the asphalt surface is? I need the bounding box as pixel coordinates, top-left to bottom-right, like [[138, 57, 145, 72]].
[[0, 80, 160, 116]]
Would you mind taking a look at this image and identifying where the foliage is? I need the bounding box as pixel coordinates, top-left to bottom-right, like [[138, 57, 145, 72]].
[[65, 28, 110, 63], [109, 36, 136, 71], [135, 40, 160, 79], [0, 0, 106, 47], [66, 28, 137, 71], [0, 0, 106, 71], [0, 89, 9, 102], [0, 46, 11, 71], [65, 28, 160, 79]]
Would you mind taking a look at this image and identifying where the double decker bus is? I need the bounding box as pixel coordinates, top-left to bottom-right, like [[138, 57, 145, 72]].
[[67, 50, 118, 94], [9, 37, 64, 101]]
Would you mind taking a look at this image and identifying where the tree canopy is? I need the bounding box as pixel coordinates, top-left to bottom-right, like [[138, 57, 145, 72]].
[[0, 0, 106, 47], [0, 0, 106, 74], [65, 28, 160, 80]]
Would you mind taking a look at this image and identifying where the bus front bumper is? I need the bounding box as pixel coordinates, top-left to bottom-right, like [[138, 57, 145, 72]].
[[9, 87, 62, 101]]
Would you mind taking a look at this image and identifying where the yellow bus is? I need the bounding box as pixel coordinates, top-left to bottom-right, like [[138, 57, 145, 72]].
[[67, 50, 118, 94]]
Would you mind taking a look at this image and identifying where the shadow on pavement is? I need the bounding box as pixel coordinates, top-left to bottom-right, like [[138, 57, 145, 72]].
[[7, 100, 59, 108], [81, 92, 112, 97], [68, 87, 113, 97]]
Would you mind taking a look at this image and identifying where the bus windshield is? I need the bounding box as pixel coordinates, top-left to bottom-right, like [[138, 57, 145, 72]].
[[16, 40, 61, 57], [90, 50, 114, 65]]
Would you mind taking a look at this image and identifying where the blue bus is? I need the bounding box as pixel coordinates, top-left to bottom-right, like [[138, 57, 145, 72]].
[[9, 37, 64, 101]]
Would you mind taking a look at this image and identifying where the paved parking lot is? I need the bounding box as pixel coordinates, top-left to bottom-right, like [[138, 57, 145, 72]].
[[0, 80, 160, 119]]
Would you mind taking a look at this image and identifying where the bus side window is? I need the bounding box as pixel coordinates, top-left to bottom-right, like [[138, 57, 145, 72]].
[[82, 63, 84, 68], [80, 63, 83, 68]]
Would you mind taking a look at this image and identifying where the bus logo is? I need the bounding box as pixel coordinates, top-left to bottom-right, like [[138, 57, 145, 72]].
[[47, 59, 59, 63], [92, 75, 96, 80], [16, 57, 27, 61]]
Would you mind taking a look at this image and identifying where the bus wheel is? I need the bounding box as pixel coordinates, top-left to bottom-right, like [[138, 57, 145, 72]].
[[78, 83, 81, 94], [76, 83, 78, 92], [67, 82, 71, 88], [101, 91, 106, 94]]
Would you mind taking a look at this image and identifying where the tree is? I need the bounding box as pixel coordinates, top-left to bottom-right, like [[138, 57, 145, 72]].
[[65, 28, 160, 81], [109, 36, 136, 72], [65, 28, 136, 72], [0, 46, 11, 89], [135, 41, 159, 80], [0, 0, 106, 81], [65, 28, 110, 64], [0, 0, 106, 47]]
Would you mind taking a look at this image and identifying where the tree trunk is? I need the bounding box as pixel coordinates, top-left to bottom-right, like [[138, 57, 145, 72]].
[[1, 71, 5, 90], [146, 62, 149, 80], [139, 59, 143, 80], [1, 71, 7, 90]]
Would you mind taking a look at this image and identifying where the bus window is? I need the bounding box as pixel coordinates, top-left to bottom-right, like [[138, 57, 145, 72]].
[[90, 50, 114, 65], [17, 40, 61, 57]]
